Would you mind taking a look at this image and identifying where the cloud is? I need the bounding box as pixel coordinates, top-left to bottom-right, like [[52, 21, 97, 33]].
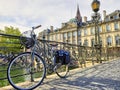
[[0, 22, 30, 33], [0, 0, 119, 34]]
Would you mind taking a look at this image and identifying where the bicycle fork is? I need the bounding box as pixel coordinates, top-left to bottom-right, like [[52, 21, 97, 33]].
[[30, 52, 35, 82]]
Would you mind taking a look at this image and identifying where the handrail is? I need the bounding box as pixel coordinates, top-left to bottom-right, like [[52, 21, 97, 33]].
[[0, 33, 20, 38], [0, 33, 120, 87]]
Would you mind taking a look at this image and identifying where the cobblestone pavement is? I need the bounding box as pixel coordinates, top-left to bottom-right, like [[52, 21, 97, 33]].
[[1, 59, 120, 90], [35, 59, 120, 90]]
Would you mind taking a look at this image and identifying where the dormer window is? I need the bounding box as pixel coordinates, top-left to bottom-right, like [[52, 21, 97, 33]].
[[110, 16, 113, 20], [114, 15, 118, 19]]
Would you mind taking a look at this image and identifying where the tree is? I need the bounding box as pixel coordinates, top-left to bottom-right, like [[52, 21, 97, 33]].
[[0, 26, 22, 54]]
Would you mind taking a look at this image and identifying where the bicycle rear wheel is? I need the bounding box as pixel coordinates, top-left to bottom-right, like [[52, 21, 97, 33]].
[[55, 63, 69, 78], [7, 52, 46, 90]]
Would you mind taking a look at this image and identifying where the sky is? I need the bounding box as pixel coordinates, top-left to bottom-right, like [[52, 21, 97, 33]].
[[0, 0, 119, 34]]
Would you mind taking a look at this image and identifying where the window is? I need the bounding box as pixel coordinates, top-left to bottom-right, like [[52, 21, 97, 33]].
[[91, 39, 95, 47], [73, 39, 76, 44], [105, 17, 109, 22], [106, 24, 111, 31], [55, 34, 57, 40], [98, 26, 102, 33], [53, 35, 55, 40], [73, 31, 77, 37], [114, 15, 118, 19], [68, 32, 71, 38], [57, 34, 60, 39], [100, 37, 102, 46], [114, 22, 119, 30], [91, 27, 95, 35], [84, 39, 88, 46], [78, 30, 81, 36], [68, 32, 71, 43], [84, 29, 87, 36], [110, 16, 113, 20], [107, 36, 112, 46], [63, 33, 67, 38], [78, 39, 82, 45], [63, 33, 67, 42], [51, 35, 53, 40], [72, 31, 76, 44], [115, 35, 120, 46], [60, 34, 62, 40]]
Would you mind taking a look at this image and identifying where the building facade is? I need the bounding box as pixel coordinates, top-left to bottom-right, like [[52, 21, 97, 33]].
[[38, 6, 120, 48]]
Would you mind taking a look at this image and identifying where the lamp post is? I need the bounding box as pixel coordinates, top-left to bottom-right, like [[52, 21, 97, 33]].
[[91, 0, 102, 63]]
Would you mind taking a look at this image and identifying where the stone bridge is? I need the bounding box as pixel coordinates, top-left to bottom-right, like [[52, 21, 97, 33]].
[[1, 58, 120, 90], [0, 33, 120, 90]]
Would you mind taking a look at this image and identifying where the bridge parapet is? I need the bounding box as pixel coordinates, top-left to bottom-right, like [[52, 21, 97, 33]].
[[0, 33, 120, 87], [37, 39, 120, 67]]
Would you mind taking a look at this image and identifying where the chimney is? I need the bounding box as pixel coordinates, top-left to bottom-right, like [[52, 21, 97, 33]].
[[103, 10, 106, 19], [50, 26, 53, 32], [84, 16, 87, 22]]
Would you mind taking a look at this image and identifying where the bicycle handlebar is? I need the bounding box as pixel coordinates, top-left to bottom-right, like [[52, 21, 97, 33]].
[[32, 25, 41, 30]]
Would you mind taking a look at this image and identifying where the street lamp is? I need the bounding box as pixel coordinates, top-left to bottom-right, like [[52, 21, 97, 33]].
[[91, 0, 100, 13], [91, 0, 102, 63]]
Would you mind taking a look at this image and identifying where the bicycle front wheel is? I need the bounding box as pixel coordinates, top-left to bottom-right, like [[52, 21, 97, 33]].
[[7, 52, 46, 90], [55, 63, 69, 78]]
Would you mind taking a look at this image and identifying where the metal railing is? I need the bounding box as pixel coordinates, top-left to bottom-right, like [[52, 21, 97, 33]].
[[0, 33, 120, 87], [37, 39, 120, 67], [0, 33, 22, 86]]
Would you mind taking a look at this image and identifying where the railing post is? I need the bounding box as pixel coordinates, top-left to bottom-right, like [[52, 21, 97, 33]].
[[42, 35, 47, 77]]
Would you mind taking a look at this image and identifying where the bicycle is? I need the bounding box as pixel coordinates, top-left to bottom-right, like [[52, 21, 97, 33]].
[[7, 25, 69, 90], [0, 53, 15, 66]]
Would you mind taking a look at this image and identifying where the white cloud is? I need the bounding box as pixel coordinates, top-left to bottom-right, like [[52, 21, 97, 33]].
[[0, 0, 119, 34], [0, 22, 30, 33]]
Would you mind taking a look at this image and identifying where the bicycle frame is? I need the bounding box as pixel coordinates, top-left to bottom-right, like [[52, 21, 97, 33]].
[[29, 28, 56, 74], [7, 25, 69, 90], [23, 24, 69, 77]]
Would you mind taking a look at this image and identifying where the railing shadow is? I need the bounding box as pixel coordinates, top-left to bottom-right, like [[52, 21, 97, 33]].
[[41, 59, 120, 90]]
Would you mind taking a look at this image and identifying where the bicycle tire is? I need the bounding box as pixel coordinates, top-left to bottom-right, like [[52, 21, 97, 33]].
[[7, 52, 46, 90], [55, 63, 69, 78]]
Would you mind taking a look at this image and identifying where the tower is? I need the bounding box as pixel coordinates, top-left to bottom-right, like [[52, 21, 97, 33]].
[[75, 4, 82, 22]]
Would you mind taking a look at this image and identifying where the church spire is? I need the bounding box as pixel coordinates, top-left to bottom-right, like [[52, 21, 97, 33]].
[[75, 4, 82, 22]]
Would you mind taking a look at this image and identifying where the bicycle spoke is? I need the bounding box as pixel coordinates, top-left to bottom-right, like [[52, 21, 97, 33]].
[[7, 52, 46, 90]]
